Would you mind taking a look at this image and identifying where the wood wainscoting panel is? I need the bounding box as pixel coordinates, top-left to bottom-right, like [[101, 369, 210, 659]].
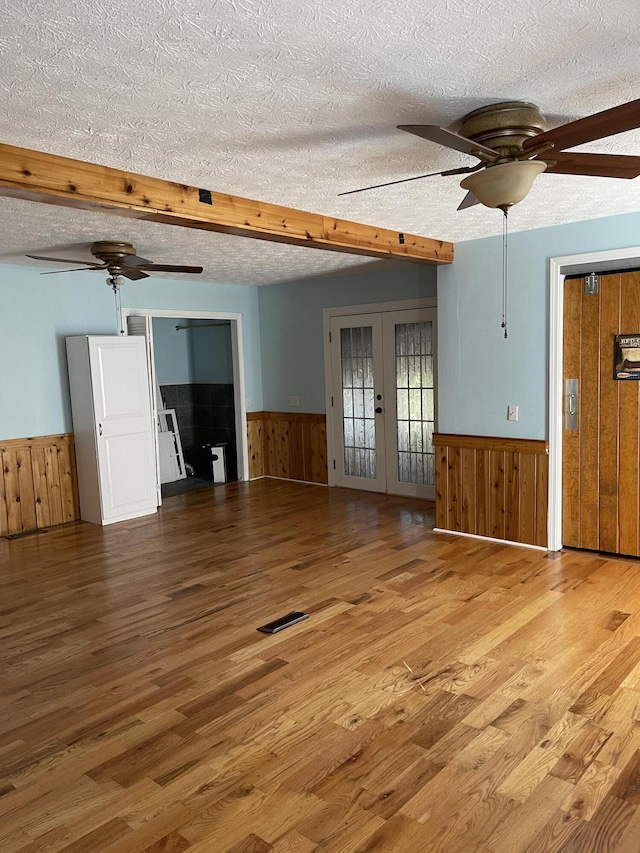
[[433, 433, 549, 547], [246, 412, 327, 484], [0, 434, 79, 535], [246, 414, 265, 479]]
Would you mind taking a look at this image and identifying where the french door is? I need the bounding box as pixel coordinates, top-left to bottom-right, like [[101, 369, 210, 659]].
[[330, 308, 437, 499]]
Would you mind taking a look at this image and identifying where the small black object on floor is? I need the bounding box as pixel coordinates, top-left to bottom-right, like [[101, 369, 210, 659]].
[[257, 611, 309, 634], [5, 528, 48, 540]]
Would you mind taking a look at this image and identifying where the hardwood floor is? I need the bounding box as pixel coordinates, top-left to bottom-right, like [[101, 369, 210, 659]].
[[1, 479, 640, 852]]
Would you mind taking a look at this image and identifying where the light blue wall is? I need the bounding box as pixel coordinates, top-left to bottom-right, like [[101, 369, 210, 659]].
[[0, 264, 262, 440], [6, 210, 640, 444], [152, 317, 193, 384], [438, 210, 640, 440], [152, 318, 234, 385], [126, 277, 261, 410], [258, 262, 438, 413], [191, 322, 234, 383]]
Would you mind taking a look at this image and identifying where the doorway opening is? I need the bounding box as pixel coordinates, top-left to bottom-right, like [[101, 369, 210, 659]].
[[153, 317, 237, 497], [124, 308, 249, 504]]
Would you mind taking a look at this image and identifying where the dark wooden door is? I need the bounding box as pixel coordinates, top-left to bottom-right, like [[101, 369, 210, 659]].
[[563, 271, 640, 555]]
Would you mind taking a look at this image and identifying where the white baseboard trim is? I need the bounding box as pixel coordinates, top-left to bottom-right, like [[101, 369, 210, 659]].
[[432, 528, 548, 552], [260, 475, 328, 487]]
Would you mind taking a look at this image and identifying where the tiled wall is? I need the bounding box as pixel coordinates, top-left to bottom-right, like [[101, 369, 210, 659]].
[[159, 383, 236, 479]]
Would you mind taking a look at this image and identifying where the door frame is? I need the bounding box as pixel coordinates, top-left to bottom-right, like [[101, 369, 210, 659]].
[[548, 245, 640, 551], [323, 298, 437, 488], [123, 307, 250, 484]]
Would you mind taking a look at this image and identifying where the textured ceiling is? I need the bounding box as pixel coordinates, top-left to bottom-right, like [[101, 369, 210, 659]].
[[1, 0, 640, 284]]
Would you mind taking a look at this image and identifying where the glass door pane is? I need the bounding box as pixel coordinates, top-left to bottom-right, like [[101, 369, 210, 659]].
[[330, 314, 386, 492], [341, 325, 376, 478], [395, 321, 435, 486]]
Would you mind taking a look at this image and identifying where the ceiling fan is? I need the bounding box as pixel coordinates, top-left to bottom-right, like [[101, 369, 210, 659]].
[[340, 99, 640, 210], [26, 241, 204, 280]]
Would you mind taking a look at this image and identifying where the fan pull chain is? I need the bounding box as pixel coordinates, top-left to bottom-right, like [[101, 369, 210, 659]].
[[501, 208, 509, 339], [112, 279, 119, 333], [109, 275, 125, 335], [116, 282, 124, 336]]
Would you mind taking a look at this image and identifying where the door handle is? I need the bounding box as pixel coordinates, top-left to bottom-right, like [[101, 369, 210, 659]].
[[565, 379, 578, 430], [375, 407, 383, 414], [99, 423, 103, 436]]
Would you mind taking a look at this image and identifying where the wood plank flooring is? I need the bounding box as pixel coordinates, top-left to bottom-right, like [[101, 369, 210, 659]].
[[2, 479, 640, 851]]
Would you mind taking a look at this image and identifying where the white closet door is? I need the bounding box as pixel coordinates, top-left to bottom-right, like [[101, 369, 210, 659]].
[[89, 337, 157, 522]]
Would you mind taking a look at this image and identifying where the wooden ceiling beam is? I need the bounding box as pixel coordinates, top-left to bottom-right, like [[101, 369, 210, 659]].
[[0, 143, 453, 265]]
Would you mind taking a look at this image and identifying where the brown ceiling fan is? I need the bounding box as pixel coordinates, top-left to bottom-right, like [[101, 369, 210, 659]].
[[340, 99, 640, 210], [26, 241, 204, 279]]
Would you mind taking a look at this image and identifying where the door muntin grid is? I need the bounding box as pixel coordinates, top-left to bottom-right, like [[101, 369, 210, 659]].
[[340, 326, 376, 478], [395, 321, 435, 486]]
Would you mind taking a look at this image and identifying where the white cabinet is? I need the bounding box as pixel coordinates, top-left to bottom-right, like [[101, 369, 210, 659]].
[[66, 336, 158, 525]]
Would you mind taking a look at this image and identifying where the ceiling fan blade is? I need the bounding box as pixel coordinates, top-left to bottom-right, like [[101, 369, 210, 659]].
[[131, 264, 204, 274], [457, 191, 480, 211], [338, 164, 482, 196], [119, 267, 149, 280], [397, 125, 499, 162], [27, 254, 101, 266], [523, 98, 640, 152], [40, 266, 104, 275], [540, 151, 640, 179], [122, 255, 153, 267]]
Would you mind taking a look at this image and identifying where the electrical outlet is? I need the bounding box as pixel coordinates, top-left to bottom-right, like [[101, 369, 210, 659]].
[[507, 404, 518, 421], [246, 398, 251, 409], [288, 396, 299, 407]]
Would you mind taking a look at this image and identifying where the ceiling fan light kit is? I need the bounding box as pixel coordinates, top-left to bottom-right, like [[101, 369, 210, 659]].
[[460, 160, 548, 210]]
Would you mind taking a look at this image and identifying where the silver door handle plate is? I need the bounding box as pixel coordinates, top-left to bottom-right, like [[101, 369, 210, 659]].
[[565, 379, 578, 430]]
